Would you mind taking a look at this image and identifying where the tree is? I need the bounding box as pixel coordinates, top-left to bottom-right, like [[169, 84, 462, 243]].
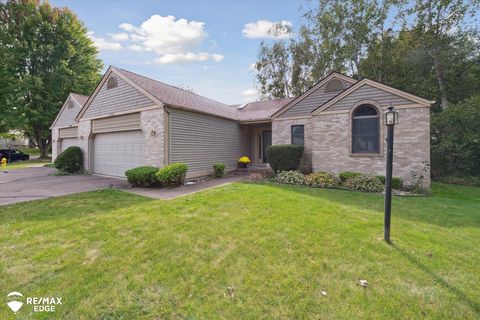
[[254, 0, 394, 98], [0, 0, 102, 158], [403, 0, 480, 109], [431, 94, 480, 178]]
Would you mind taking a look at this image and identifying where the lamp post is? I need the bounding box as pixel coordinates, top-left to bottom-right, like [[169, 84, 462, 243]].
[[384, 105, 399, 243]]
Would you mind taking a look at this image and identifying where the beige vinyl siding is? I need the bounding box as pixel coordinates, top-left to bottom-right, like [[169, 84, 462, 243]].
[[58, 126, 78, 138], [54, 97, 81, 128], [279, 81, 353, 118], [327, 84, 412, 110], [92, 113, 141, 133], [83, 75, 154, 118], [169, 108, 242, 176]]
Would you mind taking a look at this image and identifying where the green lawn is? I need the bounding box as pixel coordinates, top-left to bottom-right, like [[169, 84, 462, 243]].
[[0, 183, 479, 319], [0, 158, 52, 171]]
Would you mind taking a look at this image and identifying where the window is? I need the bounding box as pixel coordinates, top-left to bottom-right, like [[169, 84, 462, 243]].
[[67, 100, 74, 109], [325, 79, 344, 92], [352, 105, 380, 154], [291, 125, 304, 145], [106, 76, 117, 89]]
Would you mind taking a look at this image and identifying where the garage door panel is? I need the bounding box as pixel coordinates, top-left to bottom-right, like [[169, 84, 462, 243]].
[[60, 138, 78, 153], [93, 130, 145, 177]]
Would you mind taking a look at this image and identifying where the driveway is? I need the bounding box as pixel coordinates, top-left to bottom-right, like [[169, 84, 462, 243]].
[[0, 167, 128, 206]]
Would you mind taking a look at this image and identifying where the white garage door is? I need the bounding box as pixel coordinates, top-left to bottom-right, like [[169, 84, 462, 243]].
[[60, 138, 78, 153], [93, 130, 145, 177]]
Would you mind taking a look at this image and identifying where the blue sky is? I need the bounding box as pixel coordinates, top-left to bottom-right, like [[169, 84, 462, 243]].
[[50, 0, 307, 104]]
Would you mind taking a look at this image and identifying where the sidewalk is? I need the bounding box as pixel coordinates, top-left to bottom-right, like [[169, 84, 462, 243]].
[[122, 173, 248, 200]]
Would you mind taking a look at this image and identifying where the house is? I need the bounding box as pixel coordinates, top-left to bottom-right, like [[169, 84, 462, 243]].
[[51, 66, 431, 186]]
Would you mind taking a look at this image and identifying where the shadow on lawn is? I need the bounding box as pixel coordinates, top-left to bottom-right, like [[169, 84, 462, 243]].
[[258, 182, 480, 229], [393, 244, 480, 315]]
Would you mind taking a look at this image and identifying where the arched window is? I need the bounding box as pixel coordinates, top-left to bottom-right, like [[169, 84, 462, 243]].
[[325, 79, 344, 92], [352, 105, 380, 153], [106, 76, 117, 89], [67, 100, 74, 109]]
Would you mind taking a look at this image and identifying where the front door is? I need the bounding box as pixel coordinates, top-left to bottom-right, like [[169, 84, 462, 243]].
[[262, 130, 272, 163]]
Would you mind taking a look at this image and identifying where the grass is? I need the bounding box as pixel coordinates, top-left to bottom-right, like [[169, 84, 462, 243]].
[[0, 182, 479, 319], [0, 158, 52, 171]]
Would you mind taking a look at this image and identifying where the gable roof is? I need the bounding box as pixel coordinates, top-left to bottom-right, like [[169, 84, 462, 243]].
[[238, 97, 295, 122], [271, 72, 358, 119], [312, 78, 432, 115], [50, 93, 89, 128]]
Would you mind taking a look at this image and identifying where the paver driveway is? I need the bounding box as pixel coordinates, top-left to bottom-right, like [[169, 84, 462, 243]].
[[0, 167, 127, 206]]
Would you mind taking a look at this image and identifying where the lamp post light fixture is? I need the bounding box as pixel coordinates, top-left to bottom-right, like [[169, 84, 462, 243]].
[[384, 105, 399, 243]]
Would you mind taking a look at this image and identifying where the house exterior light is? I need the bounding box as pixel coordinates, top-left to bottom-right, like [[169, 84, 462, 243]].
[[385, 106, 399, 126]]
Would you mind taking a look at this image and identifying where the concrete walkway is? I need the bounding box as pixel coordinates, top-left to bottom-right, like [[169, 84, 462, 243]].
[[123, 174, 248, 200]]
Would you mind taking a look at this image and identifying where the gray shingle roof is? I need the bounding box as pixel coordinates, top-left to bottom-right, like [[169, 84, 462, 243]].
[[237, 97, 295, 121], [71, 93, 89, 107], [114, 67, 239, 120]]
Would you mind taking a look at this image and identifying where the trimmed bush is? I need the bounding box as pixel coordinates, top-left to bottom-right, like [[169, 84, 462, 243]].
[[344, 175, 384, 193], [213, 163, 225, 178], [305, 172, 339, 188], [266, 144, 304, 173], [274, 170, 304, 185], [53, 146, 83, 173], [155, 163, 188, 187], [375, 175, 403, 190], [125, 166, 159, 187], [339, 171, 363, 182]]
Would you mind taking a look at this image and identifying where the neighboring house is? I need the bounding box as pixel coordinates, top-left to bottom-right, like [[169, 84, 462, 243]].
[[50, 93, 89, 154], [51, 66, 431, 186], [0, 129, 29, 149]]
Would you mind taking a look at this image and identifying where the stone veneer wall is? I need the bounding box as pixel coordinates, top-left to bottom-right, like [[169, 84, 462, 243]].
[[51, 128, 59, 161], [272, 117, 313, 173], [140, 107, 164, 168], [77, 120, 92, 170], [311, 106, 430, 186]]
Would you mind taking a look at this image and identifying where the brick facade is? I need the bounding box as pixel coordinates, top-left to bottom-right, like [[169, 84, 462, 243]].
[[141, 107, 165, 168], [310, 105, 430, 186], [272, 117, 313, 173]]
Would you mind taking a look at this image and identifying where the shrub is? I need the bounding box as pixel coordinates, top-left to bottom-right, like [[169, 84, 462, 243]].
[[339, 171, 363, 182], [266, 144, 304, 173], [375, 175, 403, 190], [274, 170, 304, 185], [155, 163, 188, 187], [304, 172, 339, 188], [344, 175, 384, 193], [212, 163, 225, 178], [53, 146, 83, 173], [125, 166, 159, 187]]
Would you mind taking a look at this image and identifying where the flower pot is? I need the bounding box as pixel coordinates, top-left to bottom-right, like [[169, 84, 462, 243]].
[[238, 162, 247, 168]]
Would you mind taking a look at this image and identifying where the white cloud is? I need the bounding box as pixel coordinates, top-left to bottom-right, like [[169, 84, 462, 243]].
[[114, 15, 223, 64], [87, 31, 122, 51], [242, 20, 292, 39], [155, 52, 223, 64], [242, 88, 257, 96], [249, 63, 256, 71], [109, 32, 129, 41]]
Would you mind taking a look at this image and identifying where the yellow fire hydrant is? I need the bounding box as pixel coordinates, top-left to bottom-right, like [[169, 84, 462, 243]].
[[1, 157, 7, 168]]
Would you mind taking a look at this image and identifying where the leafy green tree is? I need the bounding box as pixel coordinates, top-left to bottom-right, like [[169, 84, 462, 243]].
[[0, 0, 102, 158], [431, 94, 480, 178], [254, 0, 394, 98], [402, 0, 480, 109]]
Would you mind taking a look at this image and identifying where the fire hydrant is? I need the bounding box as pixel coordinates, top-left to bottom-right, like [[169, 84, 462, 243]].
[[1, 157, 7, 168]]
